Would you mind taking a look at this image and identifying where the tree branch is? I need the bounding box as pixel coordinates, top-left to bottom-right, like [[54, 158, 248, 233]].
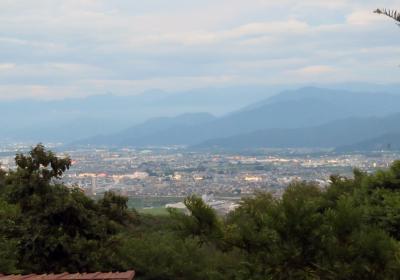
[[374, 9, 400, 25]]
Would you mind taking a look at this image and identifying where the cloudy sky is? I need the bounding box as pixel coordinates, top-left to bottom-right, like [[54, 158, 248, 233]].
[[0, 0, 399, 100]]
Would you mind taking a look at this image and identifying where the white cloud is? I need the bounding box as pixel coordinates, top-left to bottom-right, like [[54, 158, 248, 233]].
[[0, 64, 16, 71], [227, 20, 310, 38], [0, 0, 399, 99], [347, 10, 386, 25], [293, 65, 336, 75]]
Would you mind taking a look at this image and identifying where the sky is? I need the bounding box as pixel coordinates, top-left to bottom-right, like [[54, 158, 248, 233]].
[[0, 0, 399, 100]]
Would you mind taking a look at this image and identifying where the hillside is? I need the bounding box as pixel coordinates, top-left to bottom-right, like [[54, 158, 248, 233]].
[[76, 112, 216, 146], [0, 86, 275, 142], [336, 133, 400, 152], [194, 114, 400, 150], [77, 87, 400, 148]]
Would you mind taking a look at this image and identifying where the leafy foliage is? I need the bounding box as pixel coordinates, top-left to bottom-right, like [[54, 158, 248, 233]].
[[0, 198, 19, 274], [0, 145, 134, 273], [169, 195, 222, 244]]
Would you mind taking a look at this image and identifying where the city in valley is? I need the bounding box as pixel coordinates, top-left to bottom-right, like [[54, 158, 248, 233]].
[[1, 143, 399, 214]]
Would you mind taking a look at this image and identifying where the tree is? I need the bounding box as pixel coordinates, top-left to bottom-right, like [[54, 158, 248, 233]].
[[98, 191, 139, 227], [0, 198, 19, 274], [169, 195, 222, 245], [224, 184, 326, 279], [374, 9, 400, 24], [0, 144, 134, 273], [223, 167, 400, 279], [6, 143, 71, 210]]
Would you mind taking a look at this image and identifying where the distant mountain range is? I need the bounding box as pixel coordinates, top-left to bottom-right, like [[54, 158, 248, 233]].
[[74, 87, 400, 151], [194, 114, 400, 150], [336, 133, 400, 152], [0, 85, 280, 142], [75, 112, 216, 147]]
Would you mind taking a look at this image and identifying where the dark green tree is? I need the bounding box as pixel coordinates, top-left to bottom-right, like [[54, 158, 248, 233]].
[[98, 191, 139, 227], [169, 195, 222, 245], [1, 144, 133, 273], [0, 198, 19, 274]]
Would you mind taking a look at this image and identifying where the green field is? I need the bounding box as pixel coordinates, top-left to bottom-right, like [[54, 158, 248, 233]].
[[127, 196, 183, 210], [139, 207, 170, 216]]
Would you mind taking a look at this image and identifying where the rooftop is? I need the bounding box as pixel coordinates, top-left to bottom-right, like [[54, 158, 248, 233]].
[[0, 271, 135, 280]]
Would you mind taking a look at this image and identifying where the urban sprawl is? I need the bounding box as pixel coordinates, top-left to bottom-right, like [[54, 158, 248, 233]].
[[0, 144, 398, 214]]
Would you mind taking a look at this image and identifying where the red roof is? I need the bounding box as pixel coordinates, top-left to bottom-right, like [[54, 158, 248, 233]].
[[0, 271, 135, 280]]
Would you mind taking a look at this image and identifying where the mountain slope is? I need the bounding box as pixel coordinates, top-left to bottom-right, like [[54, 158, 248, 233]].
[[336, 133, 400, 152], [0, 86, 277, 142], [81, 87, 400, 147], [193, 114, 400, 150], [75, 113, 216, 146], [243, 87, 400, 116]]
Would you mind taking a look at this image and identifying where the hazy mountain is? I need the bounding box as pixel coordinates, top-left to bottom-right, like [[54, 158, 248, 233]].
[[75, 113, 216, 146], [337, 133, 400, 152], [80, 87, 400, 147], [77, 97, 349, 147], [0, 85, 280, 142], [242, 87, 400, 114], [194, 114, 400, 150], [7, 85, 400, 146], [7, 118, 130, 143], [323, 82, 400, 95]]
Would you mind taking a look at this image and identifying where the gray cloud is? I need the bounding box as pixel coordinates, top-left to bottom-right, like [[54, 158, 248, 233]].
[[0, 0, 399, 99]]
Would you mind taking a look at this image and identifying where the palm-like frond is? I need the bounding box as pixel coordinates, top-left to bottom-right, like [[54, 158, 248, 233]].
[[374, 8, 400, 24]]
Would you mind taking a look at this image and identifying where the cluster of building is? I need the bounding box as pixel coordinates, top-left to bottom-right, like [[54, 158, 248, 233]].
[[1, 144, 399, 213]]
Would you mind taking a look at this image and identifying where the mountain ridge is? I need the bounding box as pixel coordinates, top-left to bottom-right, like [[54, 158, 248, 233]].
[[193, 114, 400, 150], [75, 87, 400, 149]]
